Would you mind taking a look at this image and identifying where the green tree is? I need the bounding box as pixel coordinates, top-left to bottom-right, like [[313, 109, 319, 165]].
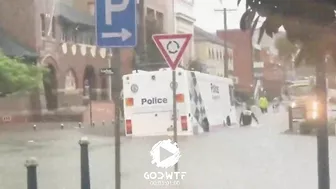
[[0, 52, 46, 96], [274, 35, 298, 62], [238, 0, 336, 66]]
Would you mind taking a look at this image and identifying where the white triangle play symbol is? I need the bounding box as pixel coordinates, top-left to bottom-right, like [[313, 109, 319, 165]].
[[159, 146, 174, 162], [152, 34, 192, 70]]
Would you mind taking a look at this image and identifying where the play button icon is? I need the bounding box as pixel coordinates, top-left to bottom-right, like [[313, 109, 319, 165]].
[[159, 146, 174, 162], [150, 139, 181, 168]]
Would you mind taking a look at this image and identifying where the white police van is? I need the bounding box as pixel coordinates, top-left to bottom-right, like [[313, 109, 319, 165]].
[[122, 68, 237, 137]]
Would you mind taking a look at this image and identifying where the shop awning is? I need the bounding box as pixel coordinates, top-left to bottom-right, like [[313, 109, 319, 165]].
[[0, 27, 38, 58], [56, 3, 94, 27]]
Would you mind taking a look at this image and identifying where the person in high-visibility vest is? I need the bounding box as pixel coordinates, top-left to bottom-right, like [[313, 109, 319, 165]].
[[259, 96, 269, 114]]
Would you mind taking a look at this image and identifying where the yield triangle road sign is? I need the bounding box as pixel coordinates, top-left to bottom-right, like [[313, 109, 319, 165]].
[[152, 33, 192, 70]]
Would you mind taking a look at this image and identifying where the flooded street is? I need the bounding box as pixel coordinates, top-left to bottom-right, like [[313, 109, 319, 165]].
[[0, 108, 335, 189]]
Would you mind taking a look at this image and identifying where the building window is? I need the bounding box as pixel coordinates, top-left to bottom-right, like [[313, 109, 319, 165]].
[[146, 8, 155, 21], [156, 11, 164, 31], [61, 26, 70, 41], [88, 2, 95, 16], [51, 16, 56, 38], [40, 14, 46, 37], [61, 26, 76, 42], [208, 49, 211, 58], [61, 24, 95, 45], [216, 50, 220, 60], [61, 28, 66, 41]]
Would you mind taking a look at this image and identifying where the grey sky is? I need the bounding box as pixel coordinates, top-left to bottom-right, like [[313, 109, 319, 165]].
[[194, 0, 247, 32]]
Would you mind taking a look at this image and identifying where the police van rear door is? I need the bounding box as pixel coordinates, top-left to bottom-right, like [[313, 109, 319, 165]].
[[122, 71, 174, 136]]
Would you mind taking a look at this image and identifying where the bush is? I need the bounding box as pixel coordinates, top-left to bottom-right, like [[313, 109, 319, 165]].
[[0, 52, 46, 96]]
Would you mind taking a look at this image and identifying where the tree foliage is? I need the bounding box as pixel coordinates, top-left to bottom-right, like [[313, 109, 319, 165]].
[[146, 19, 164, 63], [274, 35, 298, 61], [238, 0, 336, 66], [0, 52, 46, 96]]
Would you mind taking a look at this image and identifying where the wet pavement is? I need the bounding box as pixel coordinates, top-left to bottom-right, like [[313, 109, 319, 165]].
[[0, 106, 336, 189]]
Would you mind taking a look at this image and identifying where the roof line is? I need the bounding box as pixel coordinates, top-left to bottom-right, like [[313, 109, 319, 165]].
[[194, 26, 233, 47]]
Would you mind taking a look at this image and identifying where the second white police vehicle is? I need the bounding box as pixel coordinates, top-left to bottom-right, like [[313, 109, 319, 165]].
[[122, 68, 237, 137]]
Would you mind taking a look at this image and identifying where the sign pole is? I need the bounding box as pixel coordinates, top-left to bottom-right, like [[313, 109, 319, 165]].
[[115, 94, 121, 189], [172, 69, 178, 172], [108, 48, 113, 101], [96, 0, 137, 189], [99, 54, 120, 189], [112, 48, 122, 189], [152, 33, 192, 173]]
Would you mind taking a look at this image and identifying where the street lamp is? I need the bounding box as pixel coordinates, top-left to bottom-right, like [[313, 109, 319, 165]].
[[84, 79, 93, 127]]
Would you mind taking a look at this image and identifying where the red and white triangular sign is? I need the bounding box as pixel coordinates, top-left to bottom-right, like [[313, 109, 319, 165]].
[[152, 33, 192, 70]]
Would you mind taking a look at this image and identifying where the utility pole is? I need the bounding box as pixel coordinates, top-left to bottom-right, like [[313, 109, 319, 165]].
[[171, 0, 179, 173], [214, 8, 236, 78], [315, 54, 330, 189]]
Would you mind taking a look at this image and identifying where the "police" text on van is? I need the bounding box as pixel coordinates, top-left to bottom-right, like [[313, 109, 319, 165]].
[[141, 97, 168, 105]]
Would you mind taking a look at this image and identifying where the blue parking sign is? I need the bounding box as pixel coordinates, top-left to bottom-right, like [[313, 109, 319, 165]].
[[95, 0, 137, 47]]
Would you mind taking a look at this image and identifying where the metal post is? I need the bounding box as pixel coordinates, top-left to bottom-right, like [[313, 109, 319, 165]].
[[100, 47, 121, 189], [89, 84, 93, 127], [111, 48, 122, 189], [315, 56, 330, 189], [288, 106, 293, 131], [79, 137, 91, 189], [114, 96, 121, 189], [108, 49, 113, 101], [85, 80, 93, 127], [172, 70, 178, 172], [25, 157, 38, 189], [223, 8, 229, 78]]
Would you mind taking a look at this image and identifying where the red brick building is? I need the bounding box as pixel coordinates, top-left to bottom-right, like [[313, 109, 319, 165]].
[[261, 48, 284, 98], [0, 0, 134, 123], [216, 29, 254, 94], [217, 29, 285, 99]]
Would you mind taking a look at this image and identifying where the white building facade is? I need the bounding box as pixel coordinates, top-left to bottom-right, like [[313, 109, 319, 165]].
[[194, 26, 234, 77], [173, 0, 196, 68]]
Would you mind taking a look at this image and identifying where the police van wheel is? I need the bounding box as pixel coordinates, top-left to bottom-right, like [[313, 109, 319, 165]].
[[202, 119, 209, 132], [226, 116, 231, 126]]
